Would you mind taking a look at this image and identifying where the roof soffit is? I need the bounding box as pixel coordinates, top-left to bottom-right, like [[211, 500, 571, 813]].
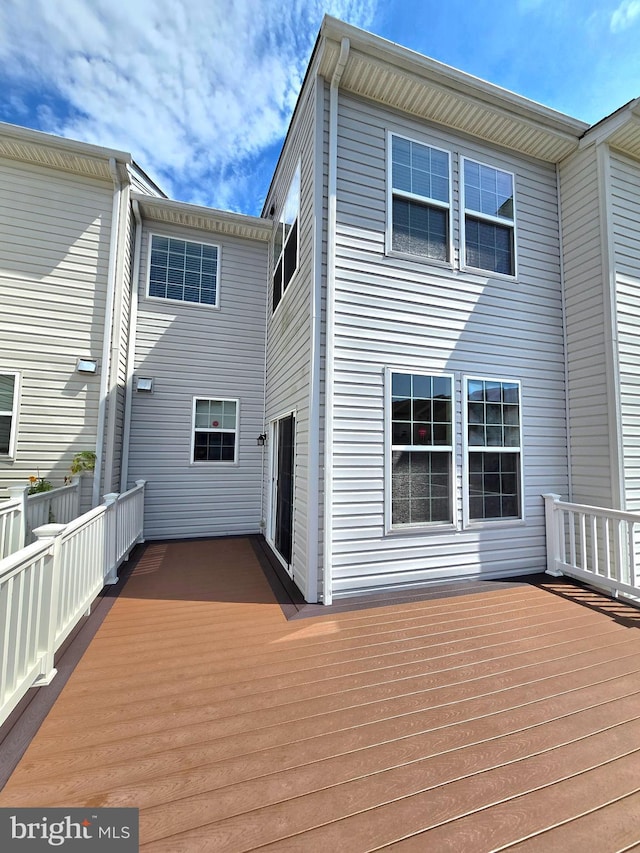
[[319, 33, 586, 163], [134, 195, 272, 243]]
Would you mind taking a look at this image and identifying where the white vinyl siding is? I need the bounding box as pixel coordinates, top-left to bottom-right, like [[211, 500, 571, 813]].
[[263, 79, 318, 599], [0, 157, 113, 498], [326, 93, 568, 595], [558, 145, 612, 507], [610, 151, 640, 514], [128, 223, 267, 539]]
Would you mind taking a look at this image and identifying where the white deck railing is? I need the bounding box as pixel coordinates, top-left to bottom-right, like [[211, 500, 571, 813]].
[[0, 478, 82, 559], [0, 489, 25, 560], [0, 480, 146, 727], [25, 479, 81, 544], [543, 493, 640, 597]]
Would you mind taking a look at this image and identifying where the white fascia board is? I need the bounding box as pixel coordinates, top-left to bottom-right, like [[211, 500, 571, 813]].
[[321, 17, 589, 138], [0, 120, 132, 165]]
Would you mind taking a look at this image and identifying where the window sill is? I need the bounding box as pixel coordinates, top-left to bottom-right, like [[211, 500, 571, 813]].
[[459, 265, 518, 283], [145, 294, 221, 310], [189, 460, 239, 468], [463, 517, 526, 531], [385, 521, 458, 537], [384, 248, 454, 271]]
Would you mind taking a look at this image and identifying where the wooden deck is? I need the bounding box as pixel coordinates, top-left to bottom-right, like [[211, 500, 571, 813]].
[[2, 537, 640, 851]]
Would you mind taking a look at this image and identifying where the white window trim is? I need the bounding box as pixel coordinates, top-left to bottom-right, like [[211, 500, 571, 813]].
[[190, 396, 239, 466], [384, 367, 457, 535], [460, 157, 518, 280], [272, 160, 301, 315], [385, 131, 454, 268], [266, 407, 297, 572], [146, 233, 222, 310], [461, 375, 525, 529], [0, 370, 20, 458]]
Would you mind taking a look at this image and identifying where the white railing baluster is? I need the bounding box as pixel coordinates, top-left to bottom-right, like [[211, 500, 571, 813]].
[[543, 494, 640, 600], [0, 479, 146, 727]]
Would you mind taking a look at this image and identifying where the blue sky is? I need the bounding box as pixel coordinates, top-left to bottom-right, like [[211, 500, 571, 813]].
[[0, 0, 638, 215]]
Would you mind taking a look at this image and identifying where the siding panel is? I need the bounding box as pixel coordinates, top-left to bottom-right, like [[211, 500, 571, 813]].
[[328, 94, 569, 595]]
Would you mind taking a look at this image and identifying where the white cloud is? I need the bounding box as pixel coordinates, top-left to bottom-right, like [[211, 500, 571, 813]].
[[0, 0, 378, 213], [610, 0, 640, 32]]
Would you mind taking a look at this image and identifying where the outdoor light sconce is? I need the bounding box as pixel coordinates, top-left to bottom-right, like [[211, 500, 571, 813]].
[[76, 358, 98, 374], [257, 433, 267, 447], [135, 377, 154, 393]]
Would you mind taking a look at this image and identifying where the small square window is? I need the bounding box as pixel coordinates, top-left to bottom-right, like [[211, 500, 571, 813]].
[[192, 397, 238, 463], [148, 235, 219, 306]]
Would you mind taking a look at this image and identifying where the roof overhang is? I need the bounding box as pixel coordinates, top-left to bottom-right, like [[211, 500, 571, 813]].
[[319, 17, 588, 163], [0, 121, 132, 180], [133, 194, 272, 242], [580, 98, 640, 160]]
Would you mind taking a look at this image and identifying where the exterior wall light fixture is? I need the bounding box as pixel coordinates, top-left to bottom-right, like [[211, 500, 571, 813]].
[[76, 358, 98, 374], [135, 377, 154, 392], [257, 433, 267, 446]]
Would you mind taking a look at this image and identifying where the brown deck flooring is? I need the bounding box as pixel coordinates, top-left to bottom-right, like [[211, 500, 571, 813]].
[[2, 537, 640, 851]]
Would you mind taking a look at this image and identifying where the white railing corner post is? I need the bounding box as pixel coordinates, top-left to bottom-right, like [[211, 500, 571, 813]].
[[543, 493, 563, 577], [103, 492, 120, 584], [32, 523, 67, 685], [135, 480, 146, 543], [7, 484, 29, 549]]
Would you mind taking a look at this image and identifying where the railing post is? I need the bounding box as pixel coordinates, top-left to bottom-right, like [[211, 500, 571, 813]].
[[135, 480, 146, 544], [32, 523, 67, 685], [103, 493, 120, 584], [543, 493, 563, 577], [70, 475, 81, 520], [7, 484, 28, 549]]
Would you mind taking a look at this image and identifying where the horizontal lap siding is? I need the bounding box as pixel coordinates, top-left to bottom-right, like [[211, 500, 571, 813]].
[[611, 152, 640, 512], [128, 223, 267, 539], [559, 147, 611, 506], [111, 205, 134, 492], [0, 158, 112, 495], [330, 95, 568, 594], [264, 83, 316, 597]]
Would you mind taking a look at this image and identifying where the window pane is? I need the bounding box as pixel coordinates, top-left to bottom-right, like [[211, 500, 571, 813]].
[[465, 160, 514, 222], [391, 373, 452, 450], [465, 215, 514, 275], [392, 450, 452, 525], [392, 198, 448, 260], [149, 235, 217, 305], [392, 137, 449, 205], [468, 451, 520, 520], [0, 415, 11, 453], [0, 374, 15, 412]]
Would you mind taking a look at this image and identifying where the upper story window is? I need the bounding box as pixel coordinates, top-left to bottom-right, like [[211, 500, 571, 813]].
[[390, 135, 450, 262], [272, 163, 300, 312], [0, 372, 19, 457], [462, 159, 515, 276], [148, 235, 219, 306], [192, 397, 238, 463]]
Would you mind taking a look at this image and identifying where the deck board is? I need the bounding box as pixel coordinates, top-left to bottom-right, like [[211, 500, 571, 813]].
[[2, 536, 640, 851]]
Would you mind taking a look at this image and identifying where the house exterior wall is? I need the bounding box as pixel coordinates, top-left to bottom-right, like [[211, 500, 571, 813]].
[[325, 93, 569, 595], [558, 145, 612, 507], [263, 79, 318, 599], [127, 221, 268, 539], [610, 149, 640, 512], [0, 156, 113, 498]]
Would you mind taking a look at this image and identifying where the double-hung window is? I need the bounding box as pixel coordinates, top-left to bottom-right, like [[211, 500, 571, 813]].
[[0, 372, 19, 457], [466, 378, 521, 521], [389, 372, 453, 527], [272, 163, 300, 312], [192, 398, 238, 463], [149, 235, 219, 306], [462, 159, 515, 276], [390, 135, 450, 261]]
